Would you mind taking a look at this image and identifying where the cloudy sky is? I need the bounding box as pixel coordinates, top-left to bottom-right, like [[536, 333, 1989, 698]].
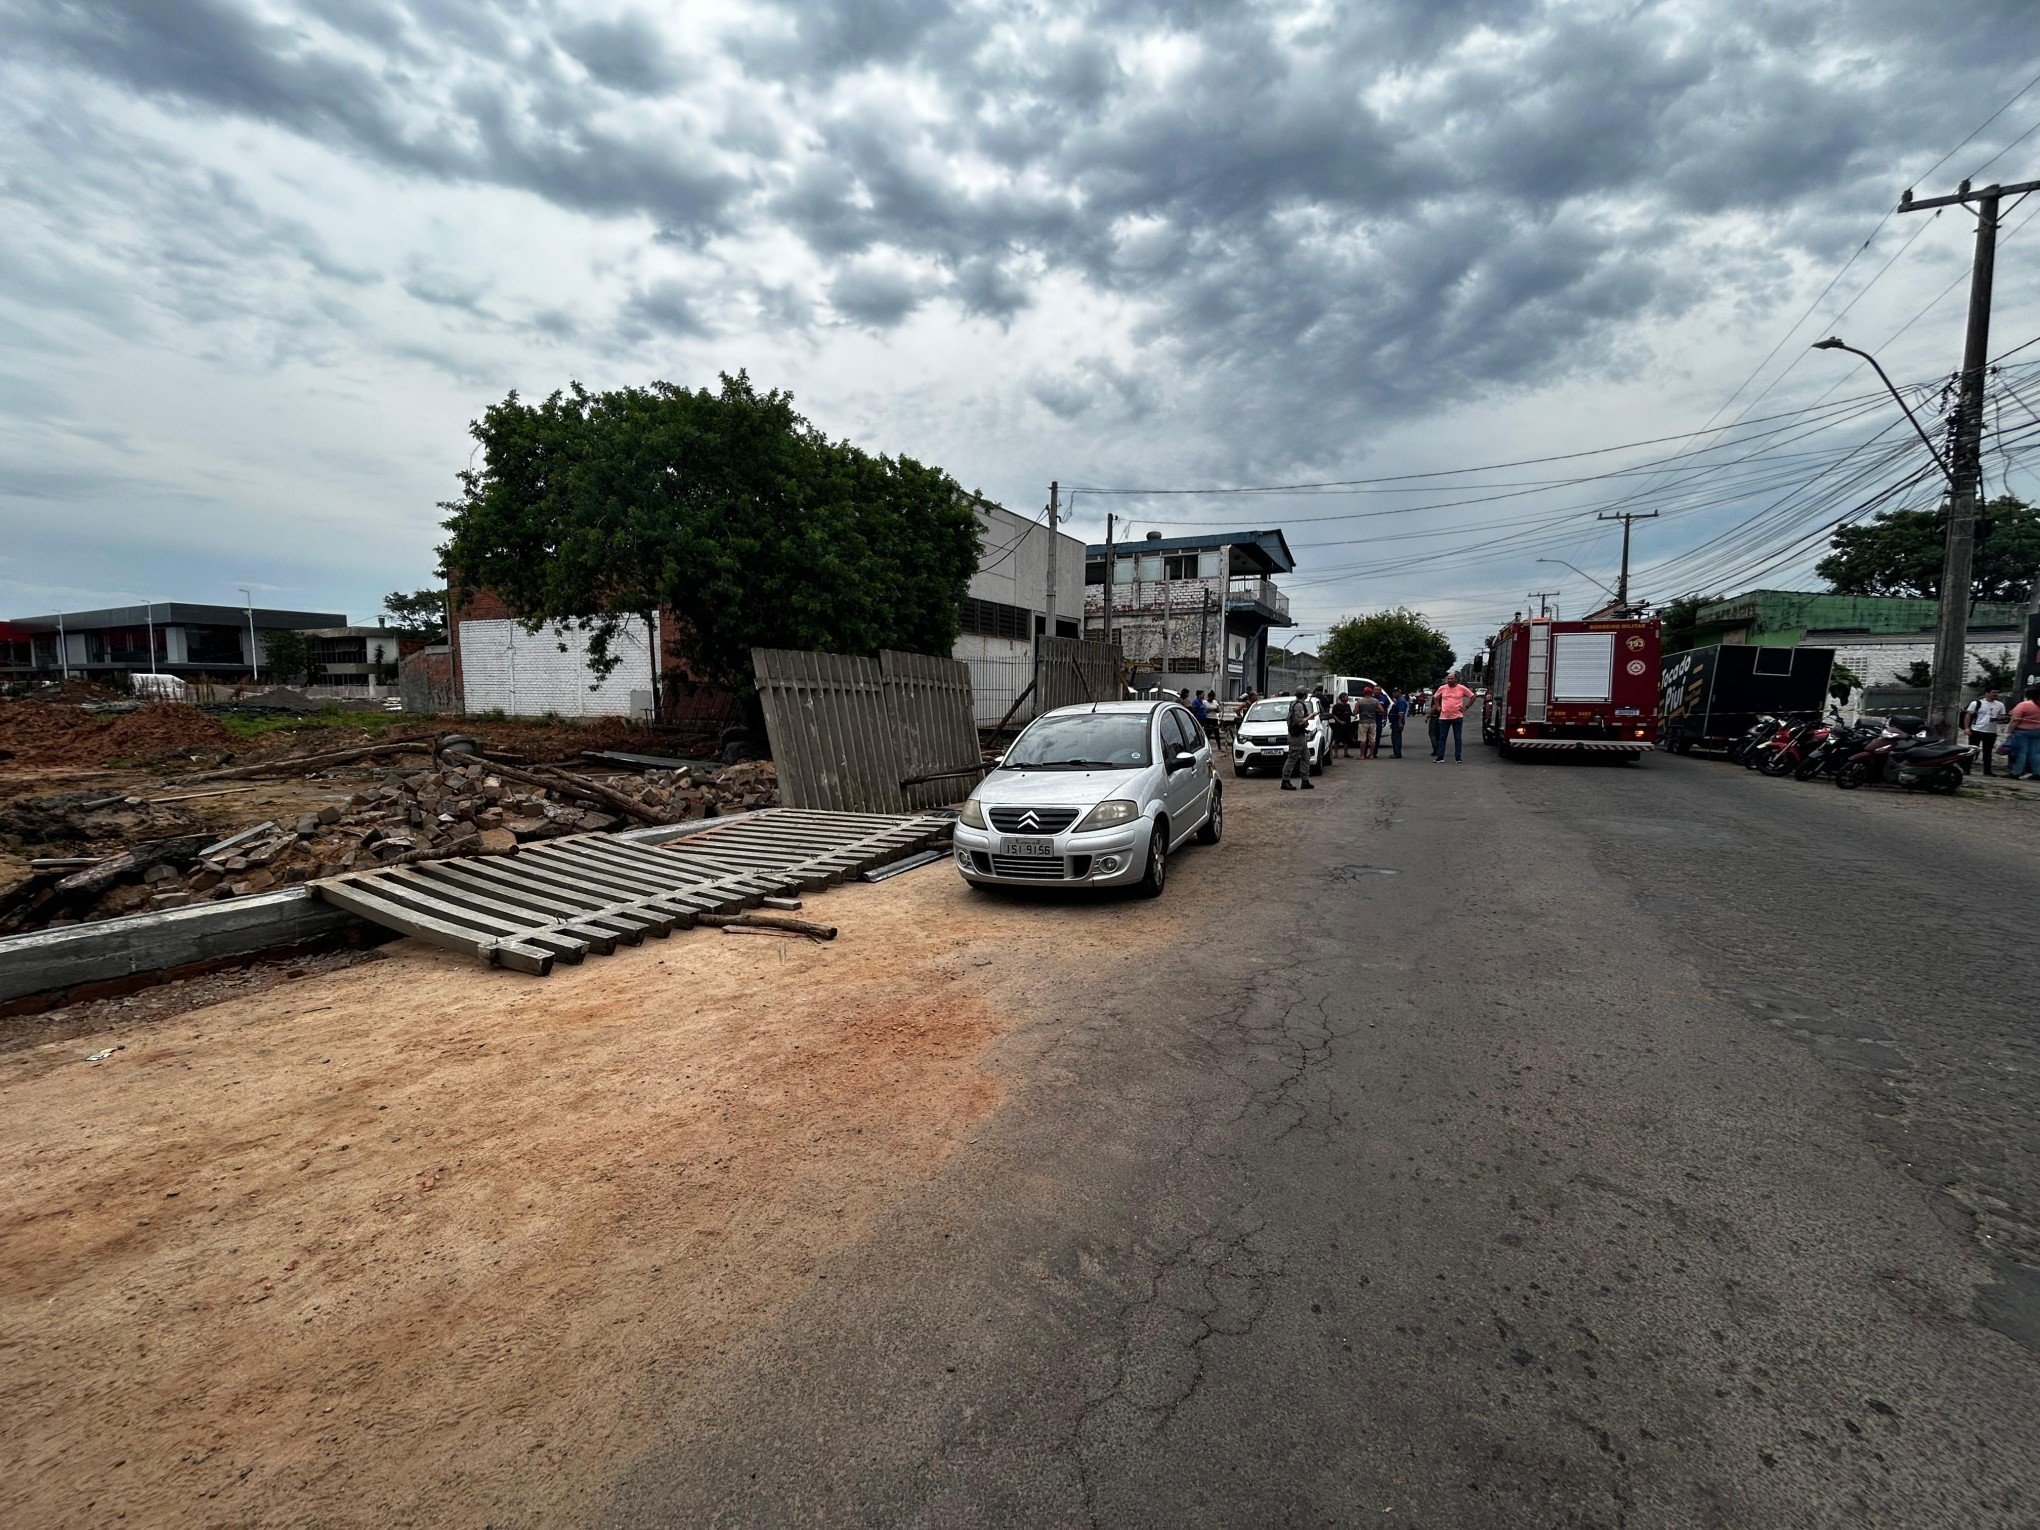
[[4, 0, 2039, 656]]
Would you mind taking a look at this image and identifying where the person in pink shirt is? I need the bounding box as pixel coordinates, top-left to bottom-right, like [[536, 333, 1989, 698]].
[[2007, 686, 2040, 780], [1431, 674, 1475, 762]]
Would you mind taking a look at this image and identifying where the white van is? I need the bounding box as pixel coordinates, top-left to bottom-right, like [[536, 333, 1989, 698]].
[[1326, 675, 1386, 699]]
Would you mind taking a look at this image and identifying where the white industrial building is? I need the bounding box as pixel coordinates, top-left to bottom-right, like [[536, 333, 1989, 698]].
[[953, 499, 1087, 724]]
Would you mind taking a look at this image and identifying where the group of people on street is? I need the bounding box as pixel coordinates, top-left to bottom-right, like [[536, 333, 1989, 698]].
[[1327, 685, 1407, 759], [1267, 672, 1482, 788], [1965, 685, 2040, 780]]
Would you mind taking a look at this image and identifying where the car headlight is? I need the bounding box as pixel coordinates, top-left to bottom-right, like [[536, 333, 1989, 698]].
[[959, 798, 986, 828], [1074, 799, 1140, 831]]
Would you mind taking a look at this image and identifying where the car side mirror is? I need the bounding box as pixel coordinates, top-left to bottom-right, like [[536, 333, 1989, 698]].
[[1169, 750, 1197, 771]]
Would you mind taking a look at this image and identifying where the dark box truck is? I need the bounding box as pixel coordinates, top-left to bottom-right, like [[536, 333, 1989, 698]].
[[1659, 644, 1835, 753]]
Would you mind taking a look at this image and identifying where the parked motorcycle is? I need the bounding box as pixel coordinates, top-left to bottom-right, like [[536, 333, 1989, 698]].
[[1732, 712, 1797, 770], [1757, 714, 1836, 777], [1792, 716, 1881, 780], [1833, 715, 1974, 793]]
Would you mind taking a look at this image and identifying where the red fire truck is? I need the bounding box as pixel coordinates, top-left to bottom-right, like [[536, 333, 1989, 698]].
[[1481, 615, 1660, 759]]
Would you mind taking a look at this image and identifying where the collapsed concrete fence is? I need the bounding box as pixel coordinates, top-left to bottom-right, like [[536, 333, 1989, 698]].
[[752, 648, 983, 814]]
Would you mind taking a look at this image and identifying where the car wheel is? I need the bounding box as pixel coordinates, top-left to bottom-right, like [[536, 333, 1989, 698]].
[[1196, 788, 1223, 844], [1231, 761, 1250, 778], [1136, 821, 1167, 897]]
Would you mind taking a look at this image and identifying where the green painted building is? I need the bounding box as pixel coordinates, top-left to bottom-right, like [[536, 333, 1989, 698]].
[[1690, 589, 2029, 648]]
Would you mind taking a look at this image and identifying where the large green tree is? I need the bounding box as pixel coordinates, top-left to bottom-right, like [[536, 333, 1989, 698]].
[[1814, 495, 2040, 602], [439, 374, 982, 698], [1319, 608, 1456, 690]]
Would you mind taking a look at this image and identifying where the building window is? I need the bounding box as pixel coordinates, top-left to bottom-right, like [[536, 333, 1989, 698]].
[[1163, 554, 1203, 581], [101, 626, 162, 664], [310, 637, 368, 667], [185, 625, 245, 664], [960, 596, 1034, 641], [1056, 619, 1079, 639], [1167, 656, 1205, 673]]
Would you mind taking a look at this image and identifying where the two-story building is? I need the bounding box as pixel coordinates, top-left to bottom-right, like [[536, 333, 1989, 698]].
[[1082, 529, 1297, 700], [0, 603, 346, 686]]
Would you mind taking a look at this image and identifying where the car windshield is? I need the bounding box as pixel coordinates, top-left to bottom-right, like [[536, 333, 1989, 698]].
[[1001, 712, 1153, 769], [1244, 699, 1296, 722]]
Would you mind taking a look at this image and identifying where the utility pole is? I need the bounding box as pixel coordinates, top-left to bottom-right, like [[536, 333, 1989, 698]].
[[1101, 512, 1116, 648], [1597, 510, 1658, 612], [1898, 174, 2040, 736], [1527, 590, 1559, 618], [1043, 481, 1059, 643]]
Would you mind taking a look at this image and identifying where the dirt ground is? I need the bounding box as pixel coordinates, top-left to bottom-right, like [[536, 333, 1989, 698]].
[[0, 859, 1162, 1527]]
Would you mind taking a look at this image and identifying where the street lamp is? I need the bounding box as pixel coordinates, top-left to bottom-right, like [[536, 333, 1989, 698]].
[[1812, 336, 1966, 737], [1536, 558, 1620, 604], [239, 586, 259, 683], [1809, 338, 1956, 487]]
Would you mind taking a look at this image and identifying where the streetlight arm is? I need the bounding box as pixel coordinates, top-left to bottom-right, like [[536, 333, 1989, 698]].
[[1535, 558, 1619, 600], [1811, 338, 1956, 487]]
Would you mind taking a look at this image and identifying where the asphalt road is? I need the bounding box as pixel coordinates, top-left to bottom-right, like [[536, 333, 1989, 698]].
[[612, 742, 2040, 1528]]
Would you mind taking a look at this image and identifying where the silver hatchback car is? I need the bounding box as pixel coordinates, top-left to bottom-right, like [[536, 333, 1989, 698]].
[[953, 701, 1222, 896]]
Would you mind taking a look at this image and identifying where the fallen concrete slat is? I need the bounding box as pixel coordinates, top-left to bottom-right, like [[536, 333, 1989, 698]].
[[313, 878, 553, 975], [315, 808, 943, 973], [410, 861, 675, 937], [381, 868, 625, 955], [331, 874, 599, 962]]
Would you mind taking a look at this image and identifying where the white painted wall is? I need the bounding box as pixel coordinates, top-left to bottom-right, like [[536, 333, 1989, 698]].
[[459, 616, 657, 718], [958, 502, 1086, 723], [967, 503, 1085, 622]]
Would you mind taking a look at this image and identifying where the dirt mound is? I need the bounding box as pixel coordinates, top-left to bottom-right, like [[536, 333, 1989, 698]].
[[100, 705, 232, 762], [0, 702, 231, 769]]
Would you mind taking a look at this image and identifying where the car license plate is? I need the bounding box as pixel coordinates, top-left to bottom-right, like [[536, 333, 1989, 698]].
[[999, 836, 1055, 857]]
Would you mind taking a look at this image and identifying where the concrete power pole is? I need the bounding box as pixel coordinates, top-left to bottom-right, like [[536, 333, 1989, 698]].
[[1528, 590, 1559, 618], [1598, 510, 1658, 611], [1043, 481, 1059, 643], [1898, 174, 2040, 736], [1101, 512, 1115, 647]]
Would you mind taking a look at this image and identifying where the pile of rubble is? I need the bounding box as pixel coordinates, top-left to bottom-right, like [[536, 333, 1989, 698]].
[[0, 754, 780, 931]]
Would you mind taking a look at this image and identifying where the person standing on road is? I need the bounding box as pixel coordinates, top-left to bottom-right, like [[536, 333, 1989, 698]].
[[1191, 689, 1210, 729], [2006, 686, 2040, 780], [1281, 687, 1316, 790], [1329, 693, 1354, 758], [1964, 688, 2006, 776], [1355, 685, 1381, 759], [1388, 688, 1409, 758], [1432, 674, 1474, 762]]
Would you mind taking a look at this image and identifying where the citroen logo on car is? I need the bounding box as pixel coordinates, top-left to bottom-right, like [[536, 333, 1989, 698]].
[[1016, 810, 1043, 831]]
